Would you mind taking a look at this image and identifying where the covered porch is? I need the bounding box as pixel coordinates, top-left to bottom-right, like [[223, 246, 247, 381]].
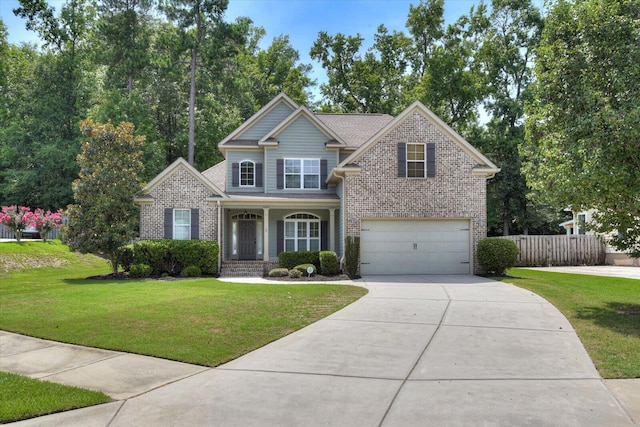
[[219, 195, 341, 263]]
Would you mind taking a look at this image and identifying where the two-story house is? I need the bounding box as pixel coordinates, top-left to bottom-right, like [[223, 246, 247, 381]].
[[135, 93, 499, 276]]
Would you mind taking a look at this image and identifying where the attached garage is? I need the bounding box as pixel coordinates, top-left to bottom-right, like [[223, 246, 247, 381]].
[[360, 219, 471, 275]]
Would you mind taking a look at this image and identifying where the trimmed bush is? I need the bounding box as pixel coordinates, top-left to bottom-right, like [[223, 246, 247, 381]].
[[129, 263, 152, 278], [278, 251, 320, 271], [294, 263, 316, 276], [268, 268, 289, 277], [319, 250, 339, 275], [132, 240, 219, 276], [288, 269, 303, 278], [181, 265, 202, 277], [477, 238, 520, 276], [115, 245, 135, 272], [344, 236, 360, 278]]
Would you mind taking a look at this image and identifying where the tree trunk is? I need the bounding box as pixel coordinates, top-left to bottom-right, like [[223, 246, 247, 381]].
[[188, 46, 197, 166]]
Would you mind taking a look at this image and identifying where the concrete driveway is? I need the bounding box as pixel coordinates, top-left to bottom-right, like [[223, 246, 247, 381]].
[[5, 275, 637, 426]]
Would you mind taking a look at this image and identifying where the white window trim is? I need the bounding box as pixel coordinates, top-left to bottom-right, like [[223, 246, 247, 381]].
[[406, 143, 426, 179], [284, 213, 321, 252], [284, 158, 320, 189], [239, 160, 255, 187], [173, 208, 191, 240]]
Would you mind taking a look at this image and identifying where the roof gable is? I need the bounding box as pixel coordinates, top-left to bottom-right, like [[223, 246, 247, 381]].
[[143, 158, 227, 198], [219, 93, 298, 149], [340, 101, 499, 176], [260, 106, 346, 146]]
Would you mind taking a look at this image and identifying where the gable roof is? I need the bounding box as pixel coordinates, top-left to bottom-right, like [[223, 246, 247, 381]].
[[141, 157, 227, 198], [219, 93, 298, 148], [260, 106, 347, 146], [340, 101, 500, 177], [315, 113, 394, 148]]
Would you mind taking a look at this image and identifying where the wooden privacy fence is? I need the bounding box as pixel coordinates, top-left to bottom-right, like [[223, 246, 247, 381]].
[[499, 235, 606, 267]]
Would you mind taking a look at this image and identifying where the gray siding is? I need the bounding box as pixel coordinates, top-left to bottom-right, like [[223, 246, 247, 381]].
[[240, 103, 294, 140], [265, 116, 338, 194], [226, 151, 265, 193]]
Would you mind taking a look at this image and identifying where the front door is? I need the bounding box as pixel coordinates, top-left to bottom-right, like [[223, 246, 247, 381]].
[[239, 220, 256, 260]]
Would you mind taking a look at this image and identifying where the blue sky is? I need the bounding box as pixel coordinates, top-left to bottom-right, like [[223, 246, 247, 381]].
[[1, 0, 542, 97]]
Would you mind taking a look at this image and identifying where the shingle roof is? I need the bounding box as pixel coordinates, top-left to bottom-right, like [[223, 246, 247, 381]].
[[201, 160, 226, 190], [315, 113, 394, 148]]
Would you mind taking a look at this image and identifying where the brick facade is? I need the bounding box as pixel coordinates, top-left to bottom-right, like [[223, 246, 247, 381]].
[[139, 167, 218, 241], [343, 111, 487, 273]]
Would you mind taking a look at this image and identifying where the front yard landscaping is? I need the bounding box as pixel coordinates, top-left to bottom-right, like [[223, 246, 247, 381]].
[[499, 268, 640, 379], [0, 241, 367, 421]]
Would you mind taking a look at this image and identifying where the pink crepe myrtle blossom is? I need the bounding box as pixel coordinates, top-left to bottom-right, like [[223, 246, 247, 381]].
[[0, 206, 32, 242], [0, 206, 64, 242]]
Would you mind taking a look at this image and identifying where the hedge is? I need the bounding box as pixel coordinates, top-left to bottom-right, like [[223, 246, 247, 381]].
[[129, 240, 219, 276], [477, 238, 520, 276], [278, 251, 321, 272]]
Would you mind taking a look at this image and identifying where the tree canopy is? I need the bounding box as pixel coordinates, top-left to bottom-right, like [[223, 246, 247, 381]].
[[523, 0, 640, 255]]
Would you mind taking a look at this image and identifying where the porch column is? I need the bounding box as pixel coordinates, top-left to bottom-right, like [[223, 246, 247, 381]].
[[263, 207, 270, 261], [329, 208, 336, 252]]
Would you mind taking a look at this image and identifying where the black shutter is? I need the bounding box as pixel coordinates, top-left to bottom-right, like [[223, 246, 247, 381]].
[[255, 163, 263, 187], [397, 142, 406, 177], [277, 220, 284, 254], [320, 159, 328, 189], [321, 221, 328, 250], [190, 209, 199, 240], [426, 143, 436, 177], [231, 162, 239, 187], [164, 208, 172, 239], [277, 159, 284, 189]]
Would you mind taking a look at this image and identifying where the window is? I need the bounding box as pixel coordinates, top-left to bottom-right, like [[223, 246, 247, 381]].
[[285, 213, 320, 251], [407, 143, 426, 178], [173, 209, 191, 240], [285, 159, 320, 189], [240, 161, 255, 187]]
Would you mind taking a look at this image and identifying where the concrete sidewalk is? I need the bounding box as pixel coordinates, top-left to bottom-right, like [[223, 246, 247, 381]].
[[3, 275, 639, 426]]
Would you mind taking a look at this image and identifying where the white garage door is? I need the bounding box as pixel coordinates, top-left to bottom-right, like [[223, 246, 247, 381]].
[[360, 219, 471, 275]]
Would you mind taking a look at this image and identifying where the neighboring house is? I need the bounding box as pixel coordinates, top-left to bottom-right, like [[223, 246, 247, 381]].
[[135, 93, 499, 275], [561, 210, 640, 266]]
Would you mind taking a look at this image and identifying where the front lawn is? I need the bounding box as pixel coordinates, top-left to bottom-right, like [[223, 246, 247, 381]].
[[0, 372, 111, 424], [498, 268, 640, 379], [0, 241, 367, 422], [0, 241, 367, 366]]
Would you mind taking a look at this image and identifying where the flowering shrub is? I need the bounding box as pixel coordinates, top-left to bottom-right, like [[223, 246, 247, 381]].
[[28, 208, 64, 241], [0, 206, 64, 242]]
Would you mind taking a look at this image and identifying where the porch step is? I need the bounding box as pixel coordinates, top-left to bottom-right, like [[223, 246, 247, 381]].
[[219, 261, 278, 278]]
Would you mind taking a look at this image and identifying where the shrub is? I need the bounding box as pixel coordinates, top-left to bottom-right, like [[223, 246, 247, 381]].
[[132, 240, 219, 276], [477, 238, 520, 276], [319, 250, 339, 275], [278, 251, 320, 271], [129, 263, 152, 278], [288, 269, 302, 278], [268, 268, 289, 277], [115, 245, 135, 272], [294, 263, 316, 276], [181, 265, 202, 277], [344, 236, 360, 278]]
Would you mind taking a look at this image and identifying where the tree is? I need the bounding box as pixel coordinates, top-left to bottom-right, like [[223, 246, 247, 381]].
[[160, 0, 229, 166], [476, 0, 543, 235], [66, 120, 145, 272], [523, 0, 640, 256], [310, 26, 411, 114]]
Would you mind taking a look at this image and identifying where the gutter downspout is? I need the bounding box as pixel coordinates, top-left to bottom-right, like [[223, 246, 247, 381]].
[[217, 200, 221, 274]]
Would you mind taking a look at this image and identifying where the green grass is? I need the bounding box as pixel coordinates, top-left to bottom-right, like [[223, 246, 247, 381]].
[[0, 241, 367, 422], [0, 372, 111, 424], [498, 268, 640, 379]]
